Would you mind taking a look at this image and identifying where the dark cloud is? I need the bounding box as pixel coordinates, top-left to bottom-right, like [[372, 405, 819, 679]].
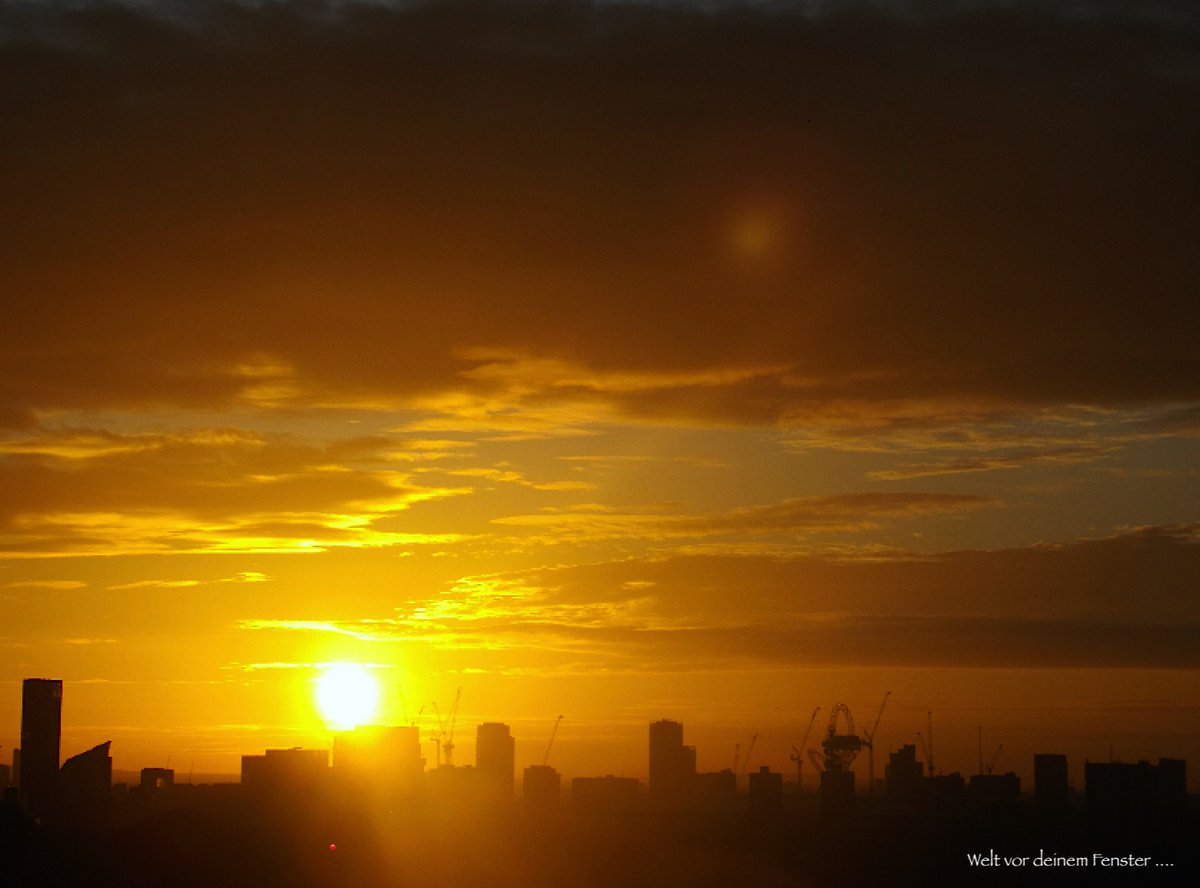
[[478, 523, 1200, 624], [1, 0, 1197, 424], [237, 524, 1200, 668]]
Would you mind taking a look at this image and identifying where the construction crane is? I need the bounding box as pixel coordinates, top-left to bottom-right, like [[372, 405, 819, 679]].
[[807, 748, 825, 774], [432, 687, 462, 768], [542, 714, 563, 766], [863, 691, 891, 795], [789, 706, 821, 791], [820, 704, 862, 773], [430, 702, 445, 767], [399, 685, 425, 729], [737, 732, 759, 781], [917, 711, 935, 777], [443, 687, 461, 767], [976, 726, 1004, 776], [986, 744, 1003, 775]]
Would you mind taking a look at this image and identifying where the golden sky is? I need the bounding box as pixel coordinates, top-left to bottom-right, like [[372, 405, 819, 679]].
[[1, 0, 1197, 790]]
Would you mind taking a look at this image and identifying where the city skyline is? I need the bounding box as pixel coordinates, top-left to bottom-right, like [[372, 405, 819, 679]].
[[3, 676, 1196, 797], [2, 0, 1198, 809]]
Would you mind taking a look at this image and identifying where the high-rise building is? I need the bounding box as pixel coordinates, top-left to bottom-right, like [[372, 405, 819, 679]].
[[648, 719, 695, 800], [58, 741, 112, 826], [476, 722, 515, 798], [20, 678, 62, 815]]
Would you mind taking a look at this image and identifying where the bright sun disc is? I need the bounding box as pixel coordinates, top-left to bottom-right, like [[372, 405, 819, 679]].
[[315, 663, 380, 730]]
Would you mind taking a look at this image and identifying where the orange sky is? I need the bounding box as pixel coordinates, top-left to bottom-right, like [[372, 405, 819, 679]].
[[1, 0, 1197, 791]]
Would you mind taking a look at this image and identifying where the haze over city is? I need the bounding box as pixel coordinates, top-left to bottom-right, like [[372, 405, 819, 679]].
[[1, 0, 1198, 803]]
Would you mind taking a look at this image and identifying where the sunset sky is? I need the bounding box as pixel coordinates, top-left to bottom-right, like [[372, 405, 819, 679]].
[[1, 0, 1197, 790]]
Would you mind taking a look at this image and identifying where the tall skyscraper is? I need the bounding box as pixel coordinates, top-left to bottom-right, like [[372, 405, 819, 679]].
[[476, 722, 515, 798], [648, 719, 696, 800], [20, 678, 62, 815]]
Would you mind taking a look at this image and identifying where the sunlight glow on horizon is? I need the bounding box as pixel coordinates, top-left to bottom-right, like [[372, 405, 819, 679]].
[[315, 663, 381, 731]]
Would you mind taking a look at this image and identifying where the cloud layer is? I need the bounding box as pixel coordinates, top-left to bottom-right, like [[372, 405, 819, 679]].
[[1, 0, 1197, 429]]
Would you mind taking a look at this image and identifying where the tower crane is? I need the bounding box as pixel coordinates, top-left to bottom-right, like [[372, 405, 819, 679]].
[[917, 711, 935, 777], [789, 706, 821, 791], [542, 714, 563, 766], [986, 743, 1003, 775], [432, 687, 462, 768], [863, 691, 891, 795], [807, 748, 825, 774], [976, 725, 1003, 776], [737, 732, 759, 781], [443, 687, 461, 767], [820, 704, 862, 773]]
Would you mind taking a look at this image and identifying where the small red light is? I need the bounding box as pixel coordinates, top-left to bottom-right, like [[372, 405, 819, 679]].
[[329, 843, 337, 852]]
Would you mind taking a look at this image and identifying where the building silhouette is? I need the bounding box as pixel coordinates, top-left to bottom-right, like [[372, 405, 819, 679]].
[[333, 725, 424, 799], [819, 768, 855, 816], [926, 772, 966, 800], [475, 722, 515, 801], [58, 741, 112, 826], [748, 766, 783, 819], [885, 744, 924, 802], [139, 767, 175, 791], [20, 678, 62, 816], [1086, 758, 1188, 836], [694, 769, 736, 806], [522, 764, 561, 812], [1034, 753, 1069, 810], [648, 720, 695, 801], [241, 748, 329, 805], [572, 775, 640, 813], [968, 771, 1020, 803]]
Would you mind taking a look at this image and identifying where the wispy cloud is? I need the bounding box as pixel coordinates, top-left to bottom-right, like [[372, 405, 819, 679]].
[[5, 579, 87, 590], [491, 492, 999, 545]]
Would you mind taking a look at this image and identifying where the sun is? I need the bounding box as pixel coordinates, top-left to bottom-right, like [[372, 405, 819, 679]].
[[315, 663, 380, 730]]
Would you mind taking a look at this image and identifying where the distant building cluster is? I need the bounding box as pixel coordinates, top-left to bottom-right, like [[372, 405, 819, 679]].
[[1, 678, 1192, 845]]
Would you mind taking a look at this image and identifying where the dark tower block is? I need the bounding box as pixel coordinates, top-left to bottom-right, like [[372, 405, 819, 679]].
[[20, 678, 62, 817]]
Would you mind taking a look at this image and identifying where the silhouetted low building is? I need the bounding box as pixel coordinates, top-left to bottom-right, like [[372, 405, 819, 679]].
[[819, 769, 855, 816], [139, 767, 175, 791], [572, 775, 640, 814], [968, 772, 1020, 803], [885, 744, 924, 803], [241, 747, 329, 805], [748, 766, 783, 819], [1086, 758, 1188, 836], [695, 769, 736, 806], [522, 764, 561, 813], [333, 725, 424, 800], [926, 772, 966, 800], [1034, 754, 1068, 810]]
